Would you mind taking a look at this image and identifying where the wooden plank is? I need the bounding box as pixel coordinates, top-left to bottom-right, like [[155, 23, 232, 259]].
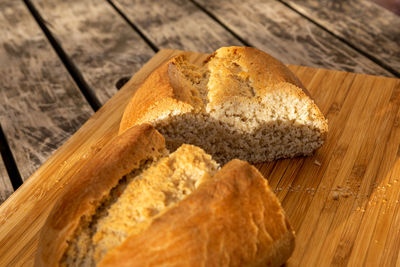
[[0, 49, 399, 266], [0, 0, 93, 180], [110, 0, 243, 52], [282, 0, 400, 76], [0, 157, 13, 204], [283, 72, 399, 266], [30, 0, 156, 105], [194, 0, 393, 77], [371, 0, 400, 15]]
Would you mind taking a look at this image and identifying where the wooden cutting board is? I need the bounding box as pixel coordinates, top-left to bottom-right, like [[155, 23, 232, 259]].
[[0, 49, 399, 266]]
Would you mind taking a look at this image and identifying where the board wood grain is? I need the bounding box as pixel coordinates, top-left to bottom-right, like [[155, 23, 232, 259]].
[[30, 0, 156, 105], [111, 0, 242, 53], [282, 0, 400, 76], [0, 50, 399, 266], [194, 0, 393, 77], [0, 156, 13, 204], [0, 0, 93, 181]]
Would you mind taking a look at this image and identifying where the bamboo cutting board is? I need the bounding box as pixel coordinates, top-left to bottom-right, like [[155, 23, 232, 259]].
[[0, 50, 399, 266]]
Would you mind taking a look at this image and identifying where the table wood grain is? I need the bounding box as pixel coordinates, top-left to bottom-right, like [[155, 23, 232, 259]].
[[111, 0, 243, 52], [29, 0, 156, 106], [283, 0, 400, 76], [0, 0, 93, 180]]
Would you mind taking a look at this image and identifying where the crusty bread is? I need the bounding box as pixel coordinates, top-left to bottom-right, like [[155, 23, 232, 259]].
[[35, 124, 166, 266], [88, 144, 219, 265], [100, 160, 294, 267], [36, 124, 294, 266], [120, 46, 328, 164]]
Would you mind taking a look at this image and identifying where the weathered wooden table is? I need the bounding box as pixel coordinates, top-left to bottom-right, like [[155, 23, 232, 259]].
[[0, 0, 399, 266]]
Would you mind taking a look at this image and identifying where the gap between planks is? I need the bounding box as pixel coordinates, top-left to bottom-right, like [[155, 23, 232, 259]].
[[0, 153, 13, 204], [0, 125, 22, 192], [193, 0, 393, 77], [280, 0, 400, 78], [0, 0, 94, 183]]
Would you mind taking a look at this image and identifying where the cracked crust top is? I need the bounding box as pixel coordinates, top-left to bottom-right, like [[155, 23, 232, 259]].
[[119, 46, 327, 136]]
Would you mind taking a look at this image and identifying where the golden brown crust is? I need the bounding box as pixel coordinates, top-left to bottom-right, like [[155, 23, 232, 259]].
[[119, 57, 201, 134], [205, 47, 327, 137], [205, 46, 311, 102], [99, 160, 295, 267], [35, 124, 165, 266], [205, 47, 327, 136], [119, 46, 327, 137]]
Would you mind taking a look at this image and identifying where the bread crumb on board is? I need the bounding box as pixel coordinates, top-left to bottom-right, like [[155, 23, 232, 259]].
[[314, 160, 322, 166], [331, 186, 353, 200]]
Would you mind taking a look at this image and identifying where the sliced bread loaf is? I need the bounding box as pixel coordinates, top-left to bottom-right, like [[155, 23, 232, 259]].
[[36, 124, 294, 267], [120, 47, 328, 164]]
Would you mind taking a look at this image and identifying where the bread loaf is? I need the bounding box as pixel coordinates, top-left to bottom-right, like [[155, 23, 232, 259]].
[[120, 46, 328, 164], [36, 124, 295, 266]]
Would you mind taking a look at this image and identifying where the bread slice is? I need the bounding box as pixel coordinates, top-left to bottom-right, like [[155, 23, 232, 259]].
[[120, 46, 328, 164], [36, 124, 294, 266]]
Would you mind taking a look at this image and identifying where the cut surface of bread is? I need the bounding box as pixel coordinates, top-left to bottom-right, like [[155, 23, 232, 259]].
[[36, 124, 295, 267], [61, 144, 219, 266], [120, 46, 328, 164]]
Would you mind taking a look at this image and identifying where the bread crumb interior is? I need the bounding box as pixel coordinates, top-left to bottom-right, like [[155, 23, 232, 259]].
[[61, 145, 219, 266]]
